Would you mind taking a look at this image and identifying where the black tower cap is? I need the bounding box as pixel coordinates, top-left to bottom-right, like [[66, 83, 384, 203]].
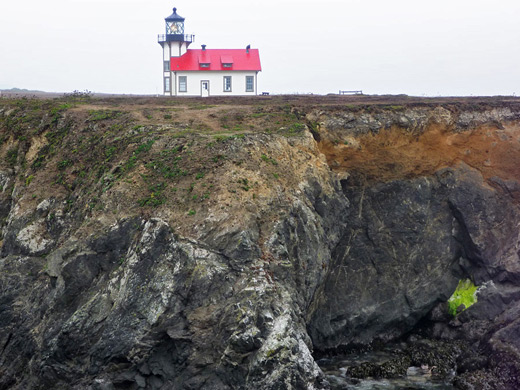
[[165, 7, 185, 22]]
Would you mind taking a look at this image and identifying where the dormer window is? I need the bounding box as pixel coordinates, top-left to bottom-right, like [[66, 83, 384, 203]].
[[198, 55, 211, 69], [220, 56, 233, 69]]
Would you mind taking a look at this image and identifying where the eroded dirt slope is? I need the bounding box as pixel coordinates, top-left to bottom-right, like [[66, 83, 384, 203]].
[[308, 105, 520, 187]]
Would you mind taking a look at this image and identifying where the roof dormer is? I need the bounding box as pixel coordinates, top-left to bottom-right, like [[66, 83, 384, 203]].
[[221, 56, 234, 68]]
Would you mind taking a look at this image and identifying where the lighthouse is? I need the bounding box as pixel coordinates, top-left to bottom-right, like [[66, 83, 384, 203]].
[[158, 8, 194, 95], [158, 7, 261, 97]]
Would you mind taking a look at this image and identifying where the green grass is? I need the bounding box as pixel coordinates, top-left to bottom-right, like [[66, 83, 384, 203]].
[[57, 159, 73, 170], [251, 112, 269, 118], [5, 147, 18, 166], [138, 182, 166, 207], [104, 145, 117, 160], [135, 139, 155, 154], [25, 175, 34, 186], [386, 105, 405, 111], [145, 147, 186, 180], [261, 154, 278, 165], [287, 123, 305, 133], [238, 178, 251, 191], [447, 279, 478, 316], [125, 139, 155, 171], [88, 110, 122, 121]]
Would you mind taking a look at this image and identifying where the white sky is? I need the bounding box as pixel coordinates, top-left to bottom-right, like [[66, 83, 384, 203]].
[[0, 0, 519, 96]]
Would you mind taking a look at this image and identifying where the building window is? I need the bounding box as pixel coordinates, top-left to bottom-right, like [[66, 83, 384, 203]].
[[164, 77, 170, 93], [223, 76, 232, 92], [163, 61, 170, 72], [179, 76, 187, 92], [246, 76, 254, 92]]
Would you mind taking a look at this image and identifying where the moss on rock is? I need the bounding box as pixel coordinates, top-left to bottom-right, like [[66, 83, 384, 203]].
[[448, 279, 478, 317]]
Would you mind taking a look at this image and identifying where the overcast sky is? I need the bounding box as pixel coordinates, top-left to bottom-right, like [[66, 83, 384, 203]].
[[1, 0, 519, 96]]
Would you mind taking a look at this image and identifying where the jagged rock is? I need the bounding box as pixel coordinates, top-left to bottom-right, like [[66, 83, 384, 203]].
[[308, 171, 462, 348], [15, 219, 54, 255]]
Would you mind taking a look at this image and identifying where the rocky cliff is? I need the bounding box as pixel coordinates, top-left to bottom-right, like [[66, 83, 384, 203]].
[[1, 95, 520, 389]]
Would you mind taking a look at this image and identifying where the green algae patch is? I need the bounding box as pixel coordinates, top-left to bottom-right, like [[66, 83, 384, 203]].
[[448, 279, 478, 317]]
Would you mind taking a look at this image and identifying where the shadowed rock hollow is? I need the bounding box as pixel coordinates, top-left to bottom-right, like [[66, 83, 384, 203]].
[[1, 95, 520, 389]]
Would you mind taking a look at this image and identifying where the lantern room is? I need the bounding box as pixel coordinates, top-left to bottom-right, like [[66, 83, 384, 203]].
[[165, 8, 185, 38]]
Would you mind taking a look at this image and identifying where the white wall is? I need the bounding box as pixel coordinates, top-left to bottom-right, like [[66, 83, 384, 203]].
[[180, 42, 188, 57], [173, 71, 258, 96], [162, 41, 188, 60], [162, 43, 171, 61]]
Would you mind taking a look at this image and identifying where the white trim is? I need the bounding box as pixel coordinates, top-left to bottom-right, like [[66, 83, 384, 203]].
[[223, 76, 232, 92], [179, 76, 188, 93], [245, 75, 254, 92]]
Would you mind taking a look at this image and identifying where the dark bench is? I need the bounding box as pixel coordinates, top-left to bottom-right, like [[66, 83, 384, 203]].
[[339, 90, 363, 95]]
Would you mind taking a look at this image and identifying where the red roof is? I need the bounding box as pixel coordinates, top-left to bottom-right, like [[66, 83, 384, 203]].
[[170, 49, 261, 71]]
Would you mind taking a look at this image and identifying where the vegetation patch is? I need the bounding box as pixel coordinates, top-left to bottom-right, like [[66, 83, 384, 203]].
[[145, 146, 187, 179], [5, 147, 18, 166], [386, 105, 405, 111], [32, 121, 72, 169], [189, 104, 216, 110], [57, 159, 73, 170], [213, 134, 245, 143], [284, 123, 306, 135], [104, 145, 117, 161], [238, 178, 251, 191], [88, 110, 122, 122], [261, 154, 278, 165], [138, 182, 166, 207], [125, 139, 155, 171], [25, 175, 34, 186], [62, 90, 93, 101], [447, 279, 478, 317]]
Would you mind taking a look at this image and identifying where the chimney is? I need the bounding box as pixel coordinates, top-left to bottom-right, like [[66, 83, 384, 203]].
[[246, 44, 251, 53], [201, 44, 206, 51]]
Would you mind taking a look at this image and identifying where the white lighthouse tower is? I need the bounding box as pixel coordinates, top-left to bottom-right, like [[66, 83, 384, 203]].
[[158, 7, 194, 95]]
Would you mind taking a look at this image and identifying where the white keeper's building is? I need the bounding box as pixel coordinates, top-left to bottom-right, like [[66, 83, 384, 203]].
[[158, 7, 262, 97]]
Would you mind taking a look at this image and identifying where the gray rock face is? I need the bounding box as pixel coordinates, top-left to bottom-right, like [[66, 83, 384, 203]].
[[0, 183, 347, 389], [308, 171, 460, 348], [307, 163, 520, 361], [307, 106, 520, 137]]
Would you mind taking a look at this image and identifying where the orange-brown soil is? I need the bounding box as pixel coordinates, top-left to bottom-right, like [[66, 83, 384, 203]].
[[319, 122, 520, 186]]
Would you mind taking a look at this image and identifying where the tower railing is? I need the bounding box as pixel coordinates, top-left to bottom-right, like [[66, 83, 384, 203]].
[[158, 34, 195, 43]]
